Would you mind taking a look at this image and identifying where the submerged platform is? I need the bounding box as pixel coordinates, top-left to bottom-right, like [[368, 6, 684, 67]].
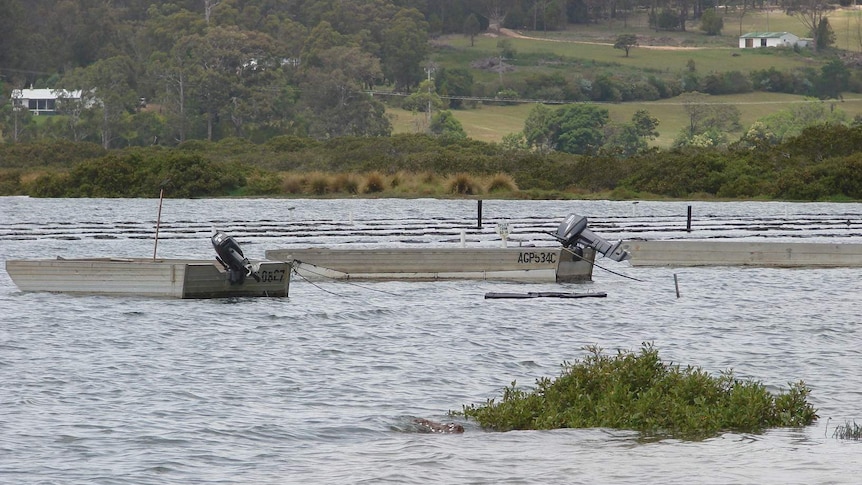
[[621, 240, 862, 268]]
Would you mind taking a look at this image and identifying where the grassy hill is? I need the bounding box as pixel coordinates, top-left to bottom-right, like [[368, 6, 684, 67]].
[[389, 94, 862, 148], [390, 9, 862, 148]]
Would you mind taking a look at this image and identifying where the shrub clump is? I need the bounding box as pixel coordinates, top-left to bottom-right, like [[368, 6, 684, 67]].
[[459, 343, 818, 439]]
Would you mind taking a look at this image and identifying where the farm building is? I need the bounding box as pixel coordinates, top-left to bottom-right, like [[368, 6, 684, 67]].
[[739, 32, 807, 49], [10, 88, 83, 115]]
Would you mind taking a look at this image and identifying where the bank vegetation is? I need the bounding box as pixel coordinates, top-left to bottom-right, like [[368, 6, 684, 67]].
[[3, 122, 862, 201]]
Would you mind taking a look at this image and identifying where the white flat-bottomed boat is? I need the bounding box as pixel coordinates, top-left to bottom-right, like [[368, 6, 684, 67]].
[[5, 231, 292, 299], [266, 213, 629, 283]]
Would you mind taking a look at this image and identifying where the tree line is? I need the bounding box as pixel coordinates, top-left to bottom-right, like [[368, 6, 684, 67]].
[[3, 123, 862, 201], [1, 0, 847, 149]]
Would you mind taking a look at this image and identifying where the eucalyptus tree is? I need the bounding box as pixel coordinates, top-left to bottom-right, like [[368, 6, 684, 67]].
[[464, 13, 481, 46], [60, 56, 139, 149], [298, 45, 392, 138], [523, 103, 555, 153], [549, 104, 610, 154], [174, 26, 283, 141], [781, 0, 834, 50], [382, 8, 430, 92]]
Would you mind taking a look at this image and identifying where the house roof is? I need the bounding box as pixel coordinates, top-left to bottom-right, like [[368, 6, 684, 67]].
[[10, 88, 82, 100], [739, 32, 797, 39]]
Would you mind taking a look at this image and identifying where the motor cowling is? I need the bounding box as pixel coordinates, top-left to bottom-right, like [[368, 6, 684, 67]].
[[212, 231, 260, 284], [552, 213, 630, 262]]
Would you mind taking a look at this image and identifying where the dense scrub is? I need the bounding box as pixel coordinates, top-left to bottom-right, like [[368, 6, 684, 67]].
[[459, 344, 818, 439], [4, 124, 862, 200]]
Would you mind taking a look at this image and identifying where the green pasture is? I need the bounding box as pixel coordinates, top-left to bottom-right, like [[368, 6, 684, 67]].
[[415, 9, 862, 148], [433, 10, 835, 82], [389, 93, 862, 148], [439, 34, 811, 81]]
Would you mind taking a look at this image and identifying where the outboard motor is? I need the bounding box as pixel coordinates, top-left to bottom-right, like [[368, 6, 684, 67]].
[[212, 231, 261, 284], [552, 213, 630, 262]]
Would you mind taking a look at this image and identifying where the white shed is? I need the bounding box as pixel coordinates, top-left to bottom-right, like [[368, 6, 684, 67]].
[[739, 32, 806, 49], [10, 88, 83, 115]]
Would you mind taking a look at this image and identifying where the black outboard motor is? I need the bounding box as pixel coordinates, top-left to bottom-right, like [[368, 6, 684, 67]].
[[212, 231, 261, 284], [552, 213, 630, 262]]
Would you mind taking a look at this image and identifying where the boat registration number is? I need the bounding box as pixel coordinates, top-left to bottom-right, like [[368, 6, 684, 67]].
[[259, 269, 286, 282], [517, 251, 557, 264]]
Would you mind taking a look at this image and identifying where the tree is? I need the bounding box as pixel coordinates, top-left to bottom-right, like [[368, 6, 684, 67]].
[[481, 0, 515, 31], [60, 56, 138, 149], [754, 100, 847, 141], [613, 34, 638, 57], [299, 45, 392, 139], [603, 123, 647, 157], [435, 68, 474, 109], [675, 92, 742, 147], [464, 13, 481, 47], [382, 8, 430, 91], [550, 104, 609, 154], [700, 8, 723, 36], [782, 0, 834, 51], [818, 58, 849, 100], [430, 110, 467, 139], [631, 109, 660, 140], [523, 104, 555, 153], [814, 17, 836, 51], [403, 79, 445, 114]]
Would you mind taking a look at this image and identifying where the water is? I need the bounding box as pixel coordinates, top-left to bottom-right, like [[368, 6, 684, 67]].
[[2, 197, 862, 484]]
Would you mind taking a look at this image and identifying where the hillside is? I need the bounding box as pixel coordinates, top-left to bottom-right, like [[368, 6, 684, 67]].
[[384, 9, 862, 148]]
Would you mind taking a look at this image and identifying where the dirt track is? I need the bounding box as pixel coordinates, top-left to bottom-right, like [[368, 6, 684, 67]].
[[497, 27, 714, 50]]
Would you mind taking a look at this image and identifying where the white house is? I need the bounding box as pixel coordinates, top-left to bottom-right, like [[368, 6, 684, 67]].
[[10, 88, 83, 115], [739, 32, 807, 49]]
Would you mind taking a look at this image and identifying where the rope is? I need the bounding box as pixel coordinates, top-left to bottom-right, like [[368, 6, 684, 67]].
[[292, 265, 344, 297], [562, 246, 644, 282], [293, 260, 402, 296]]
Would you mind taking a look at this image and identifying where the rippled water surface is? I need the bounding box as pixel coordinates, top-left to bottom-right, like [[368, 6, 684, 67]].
[[2, 197, 862, 484]]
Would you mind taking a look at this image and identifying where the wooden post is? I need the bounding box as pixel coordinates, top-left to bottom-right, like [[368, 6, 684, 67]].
[[477, 200, 483, 229], [153, 187, 164, 260], [686, 205, 692, 232], [674, 273, 680, 298]]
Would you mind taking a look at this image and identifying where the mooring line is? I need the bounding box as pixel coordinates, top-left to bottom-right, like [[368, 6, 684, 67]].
[[292, 266, 344, 297], [562, 247, 644, 282], [292, 260, 402, 296]]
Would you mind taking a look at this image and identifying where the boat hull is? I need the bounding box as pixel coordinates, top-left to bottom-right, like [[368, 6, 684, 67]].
[[621, 240, 862, 267], [265, 247, 594, 283], [5, 258, 292, 298]]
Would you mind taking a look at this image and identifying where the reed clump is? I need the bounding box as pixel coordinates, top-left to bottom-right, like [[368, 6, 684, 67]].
[[448, 172, 479, 195], [307, 172, 331, 195], [331, 173, 360, 194], [458, 343, 818, 440], [833, 421, 862, 440], [487, 173, 518, 193], [363, 171, 386, 194]]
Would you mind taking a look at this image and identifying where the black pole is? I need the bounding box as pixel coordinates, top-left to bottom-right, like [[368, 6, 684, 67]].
[[686, 205, 692, 232], [477, 200, 483, 229]]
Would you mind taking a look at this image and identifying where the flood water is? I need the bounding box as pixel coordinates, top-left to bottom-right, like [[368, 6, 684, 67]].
[[2, 197, 862, 484]]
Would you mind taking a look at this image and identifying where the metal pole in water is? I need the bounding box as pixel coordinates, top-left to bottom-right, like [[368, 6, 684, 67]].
[[674, 273, 680, 298], [477, 200, 483, 229], [153, 187, 164, 260], [686, 205, 692, 232]]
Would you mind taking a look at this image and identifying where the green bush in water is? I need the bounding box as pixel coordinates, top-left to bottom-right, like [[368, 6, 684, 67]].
[[459, 343, 817, 439]]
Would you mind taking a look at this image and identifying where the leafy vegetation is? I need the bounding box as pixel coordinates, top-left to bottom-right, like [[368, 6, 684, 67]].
[[5, 122, 862, 200], [458, 343, 818, 440]]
